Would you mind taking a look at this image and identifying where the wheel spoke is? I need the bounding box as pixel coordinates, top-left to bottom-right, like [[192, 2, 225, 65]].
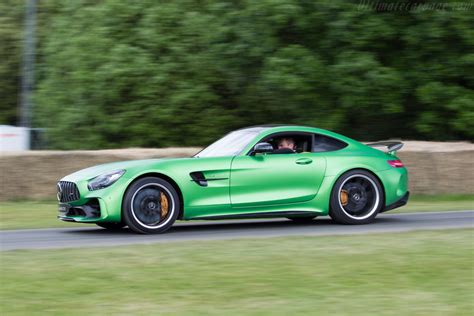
[[346, 200, 358, 213]]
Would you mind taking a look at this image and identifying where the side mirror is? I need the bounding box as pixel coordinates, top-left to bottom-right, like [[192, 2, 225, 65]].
[[253, 142, 273, 154]]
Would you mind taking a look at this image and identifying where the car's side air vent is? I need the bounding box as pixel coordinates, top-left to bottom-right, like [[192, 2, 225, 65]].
[[190, 172, 208, 187], [57, 181, 80, 202]]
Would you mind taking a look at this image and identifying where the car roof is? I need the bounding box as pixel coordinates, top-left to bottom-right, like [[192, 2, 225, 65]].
[[236, 125, 360, 146], [236, 124, 310, 133]]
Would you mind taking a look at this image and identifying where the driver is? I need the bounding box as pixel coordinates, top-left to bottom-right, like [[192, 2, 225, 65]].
[[276, 137, 296, 152]]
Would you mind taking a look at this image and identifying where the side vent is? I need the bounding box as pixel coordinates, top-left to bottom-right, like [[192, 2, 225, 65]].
[[190, 172, 208, 187]]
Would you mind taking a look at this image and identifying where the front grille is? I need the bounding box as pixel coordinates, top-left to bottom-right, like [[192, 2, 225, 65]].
[[57, 181, 80, 202]]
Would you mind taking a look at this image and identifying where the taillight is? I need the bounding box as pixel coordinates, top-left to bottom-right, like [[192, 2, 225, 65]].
[[387, 160, 404, 168]]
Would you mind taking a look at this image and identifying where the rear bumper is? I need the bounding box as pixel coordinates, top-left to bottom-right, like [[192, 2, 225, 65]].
[[382, 191, 409, 213]]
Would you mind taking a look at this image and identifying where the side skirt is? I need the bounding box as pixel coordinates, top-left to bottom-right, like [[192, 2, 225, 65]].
[[190, 211, 319, 220]]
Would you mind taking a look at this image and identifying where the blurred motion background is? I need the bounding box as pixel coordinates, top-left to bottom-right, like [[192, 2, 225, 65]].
[[1, 0, 472, 150], [1, 2, 473, 315]]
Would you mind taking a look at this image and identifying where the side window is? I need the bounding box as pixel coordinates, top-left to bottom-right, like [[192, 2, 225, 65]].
[[313, 134, 347, 152], [263, 133, 313, 154]]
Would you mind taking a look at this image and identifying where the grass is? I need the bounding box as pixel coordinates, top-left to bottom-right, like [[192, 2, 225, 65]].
[[393, 194, 474, 213], [0, 195, 472, 230], [0, 201, 90, 230], [0, 229, 473, 315]]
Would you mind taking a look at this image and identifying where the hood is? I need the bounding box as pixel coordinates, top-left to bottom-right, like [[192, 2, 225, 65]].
[[61, 158, 170, 182]]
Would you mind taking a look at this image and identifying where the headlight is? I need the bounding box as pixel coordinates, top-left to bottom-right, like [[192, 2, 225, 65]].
[[87, 169, 126, 191]]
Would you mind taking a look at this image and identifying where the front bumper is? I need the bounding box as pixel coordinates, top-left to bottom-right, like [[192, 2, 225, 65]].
[[57, 199, 101, 222], [56, 176, 130, 224], [382, 191, 410, 212]]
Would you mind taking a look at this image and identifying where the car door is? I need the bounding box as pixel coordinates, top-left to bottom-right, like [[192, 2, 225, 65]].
[[230, 152, 326, 208]]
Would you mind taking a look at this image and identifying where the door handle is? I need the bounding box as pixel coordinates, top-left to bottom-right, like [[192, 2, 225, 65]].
[[296, 158, 313, 165]]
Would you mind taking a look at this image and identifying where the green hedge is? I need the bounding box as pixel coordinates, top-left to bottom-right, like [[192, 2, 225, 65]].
[[1, 0, 473, 148]]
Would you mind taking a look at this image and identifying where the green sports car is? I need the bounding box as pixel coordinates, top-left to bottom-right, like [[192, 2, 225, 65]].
[[57, 125, 409, 234]]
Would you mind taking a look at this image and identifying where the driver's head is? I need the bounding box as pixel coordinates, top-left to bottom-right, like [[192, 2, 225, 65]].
[[278, 137, 296, 150]]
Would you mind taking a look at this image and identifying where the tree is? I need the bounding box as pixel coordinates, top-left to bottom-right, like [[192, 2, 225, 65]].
[[1, 0, 472, 148]]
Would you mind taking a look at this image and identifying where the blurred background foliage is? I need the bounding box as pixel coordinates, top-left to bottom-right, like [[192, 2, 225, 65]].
[[1, 0, 473, 149]]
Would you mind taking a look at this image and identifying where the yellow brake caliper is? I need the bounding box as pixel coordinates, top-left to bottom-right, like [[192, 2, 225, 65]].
[[160, 192, 169, 219], [340, 190, 348, 206]]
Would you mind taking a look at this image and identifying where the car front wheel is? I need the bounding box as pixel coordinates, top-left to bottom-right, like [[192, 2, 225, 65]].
[[122, 177, 180, 234], [329, 170, 384, 225]]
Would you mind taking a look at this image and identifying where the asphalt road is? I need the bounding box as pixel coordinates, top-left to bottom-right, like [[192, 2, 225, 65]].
[[1, 210, 473, 251]]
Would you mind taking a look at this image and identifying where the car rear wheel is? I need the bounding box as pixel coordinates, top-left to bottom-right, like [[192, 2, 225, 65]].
[[122, 177, 180, 234], [96, 222, 125, 230], [329, 170, 384, 225]]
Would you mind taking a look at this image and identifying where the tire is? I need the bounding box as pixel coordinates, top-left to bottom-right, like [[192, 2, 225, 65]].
[[287, 216, 317, 223], [122, 177, 180, 234], [96, 222, 125, 230], [329, 169, 384, 225]]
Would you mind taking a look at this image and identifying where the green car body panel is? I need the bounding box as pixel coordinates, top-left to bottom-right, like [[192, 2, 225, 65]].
[[58, 126, 408, 224]]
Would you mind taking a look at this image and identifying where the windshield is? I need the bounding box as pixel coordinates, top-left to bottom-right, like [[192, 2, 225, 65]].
[[194, 130, 261, 158]]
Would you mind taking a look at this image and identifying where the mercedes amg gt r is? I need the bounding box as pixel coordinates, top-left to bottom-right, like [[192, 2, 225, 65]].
[[57, 125, 409, 234]]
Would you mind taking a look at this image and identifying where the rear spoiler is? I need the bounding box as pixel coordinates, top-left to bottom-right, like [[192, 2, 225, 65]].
[[365, 141, 403, 155]]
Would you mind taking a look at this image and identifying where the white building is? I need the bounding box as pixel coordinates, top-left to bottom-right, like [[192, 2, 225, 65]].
[[0, 125, 30, 152]]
